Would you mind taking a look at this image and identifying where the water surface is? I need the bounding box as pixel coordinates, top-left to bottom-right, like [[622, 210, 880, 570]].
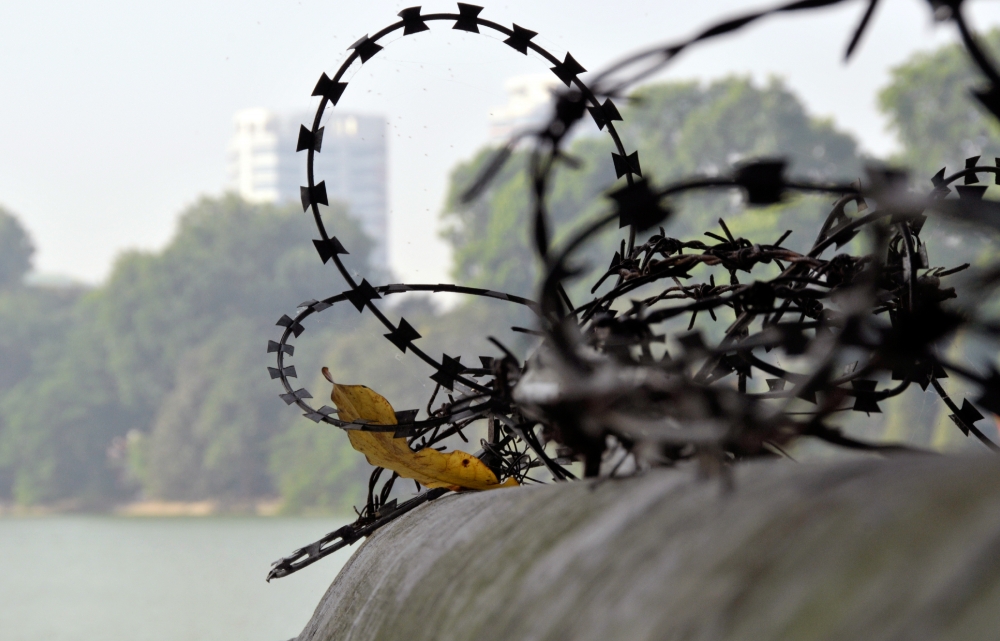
[[1, 516, 353, 641]]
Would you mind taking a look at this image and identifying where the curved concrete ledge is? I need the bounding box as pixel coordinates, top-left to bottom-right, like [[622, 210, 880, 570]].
[[296, 455, 1000, 641]]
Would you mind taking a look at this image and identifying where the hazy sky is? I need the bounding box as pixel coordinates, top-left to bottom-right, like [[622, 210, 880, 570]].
[[2, 0, 1000, 285]]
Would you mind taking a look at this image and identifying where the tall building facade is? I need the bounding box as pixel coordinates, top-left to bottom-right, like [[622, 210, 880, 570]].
[[228, 108, 388, 265], [488, 74, 560, 142]]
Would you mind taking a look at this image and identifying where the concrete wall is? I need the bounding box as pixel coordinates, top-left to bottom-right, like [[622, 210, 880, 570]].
[[295, 455, 1000, 641]]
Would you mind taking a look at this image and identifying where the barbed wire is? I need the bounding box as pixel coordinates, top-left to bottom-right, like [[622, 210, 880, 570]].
[[267, 1, 1000, 580]]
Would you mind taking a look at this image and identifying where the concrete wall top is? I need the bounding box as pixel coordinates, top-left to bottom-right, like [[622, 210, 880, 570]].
[[296, 455, 1000, 641]]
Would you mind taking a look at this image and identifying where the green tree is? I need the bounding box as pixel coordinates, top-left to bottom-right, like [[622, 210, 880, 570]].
[[1, 73, 942, 510], [0, 208, 81, 501], [0, 301, 134, 504], [141, 318, 284, 500], [0, 206, 34, 289], [878, 29, 1000, 178], [442, 76, 865, 301], [0, 195, 376, 506]]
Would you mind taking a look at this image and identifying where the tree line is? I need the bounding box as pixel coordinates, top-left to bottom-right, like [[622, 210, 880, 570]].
[[0, 34, 994, 511]]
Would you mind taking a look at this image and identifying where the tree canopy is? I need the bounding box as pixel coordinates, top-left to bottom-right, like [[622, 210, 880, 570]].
[[0, 206, 34, 289], [878, 29, 1000, 178], [442, 76, 865, 300], [1, 42, 991, 510], [0, 196, 377, 506]]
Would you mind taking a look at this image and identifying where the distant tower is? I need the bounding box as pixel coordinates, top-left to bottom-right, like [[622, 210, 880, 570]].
[[488, 74, 561, 142], [228, 109, 389, 266]]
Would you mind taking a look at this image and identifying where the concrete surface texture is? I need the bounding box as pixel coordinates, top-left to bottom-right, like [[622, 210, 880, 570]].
[[295, 454, 1000, 641]]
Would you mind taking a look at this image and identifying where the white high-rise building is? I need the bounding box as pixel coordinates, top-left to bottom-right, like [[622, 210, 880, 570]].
[[488, 74, 560, 142], [227, 108, 388, 266]]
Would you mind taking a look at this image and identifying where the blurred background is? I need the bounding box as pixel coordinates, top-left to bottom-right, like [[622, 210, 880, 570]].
[[3, 0, 1000, 639]]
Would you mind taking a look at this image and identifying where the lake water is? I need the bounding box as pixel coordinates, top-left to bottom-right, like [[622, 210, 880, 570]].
[[0, 516, 355, 641]]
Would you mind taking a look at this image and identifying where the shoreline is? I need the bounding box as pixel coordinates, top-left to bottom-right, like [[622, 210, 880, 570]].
[[0, 498, 340, 518]]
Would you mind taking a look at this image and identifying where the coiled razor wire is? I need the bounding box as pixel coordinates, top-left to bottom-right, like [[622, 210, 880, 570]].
[[268, 1, 1000, 580]]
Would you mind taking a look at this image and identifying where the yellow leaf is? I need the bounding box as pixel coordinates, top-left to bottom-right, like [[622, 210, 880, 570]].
[[323, 368, 519, 491]]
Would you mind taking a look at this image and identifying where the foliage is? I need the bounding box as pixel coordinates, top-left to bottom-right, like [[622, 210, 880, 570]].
[[0, 195, 376, 507], [878, 29, 1000, 178], [442, 77, 865, 301], [0, 206, 34, 290], [0, 205, 83, 501], [2, 38, 994, 510]]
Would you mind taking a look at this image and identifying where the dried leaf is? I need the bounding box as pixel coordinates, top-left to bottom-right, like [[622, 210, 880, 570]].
[[324, 368, 518, 491]]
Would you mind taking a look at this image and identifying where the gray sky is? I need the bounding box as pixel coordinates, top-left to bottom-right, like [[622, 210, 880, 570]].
[[1, 0, 1000, 285]]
